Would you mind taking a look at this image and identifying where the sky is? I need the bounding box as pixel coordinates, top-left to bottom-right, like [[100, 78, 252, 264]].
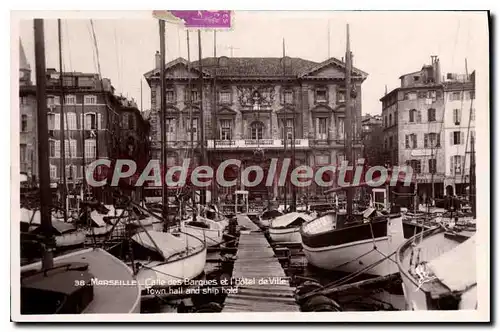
[[18, 11, 488, 115]]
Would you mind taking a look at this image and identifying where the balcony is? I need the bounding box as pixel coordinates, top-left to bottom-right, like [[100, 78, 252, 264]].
[[207, 139, 309, 150]]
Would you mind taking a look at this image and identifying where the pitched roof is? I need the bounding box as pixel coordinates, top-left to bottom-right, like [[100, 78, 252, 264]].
[[144, 56, 367, 80]]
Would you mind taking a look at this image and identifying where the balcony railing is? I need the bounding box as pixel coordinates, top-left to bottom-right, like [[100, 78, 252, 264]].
[[207, 139, 309, 149]]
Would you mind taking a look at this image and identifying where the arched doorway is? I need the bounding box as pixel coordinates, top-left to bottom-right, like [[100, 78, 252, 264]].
[[445, 185, 454, 196]]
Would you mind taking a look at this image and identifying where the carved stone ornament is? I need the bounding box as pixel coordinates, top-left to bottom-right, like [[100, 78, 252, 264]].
[[237, 86, 276, 107]]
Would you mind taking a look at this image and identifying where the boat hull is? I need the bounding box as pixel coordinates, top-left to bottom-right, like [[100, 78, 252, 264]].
[[302, 236, 398, 276], [269, 227, 301, 243], [180, 223, 223, 247], [135, 244, 207, 291]]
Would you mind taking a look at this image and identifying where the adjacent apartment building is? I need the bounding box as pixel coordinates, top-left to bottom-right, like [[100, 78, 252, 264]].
[[144, 52, 367, 202], [381, 56, 476, 199]]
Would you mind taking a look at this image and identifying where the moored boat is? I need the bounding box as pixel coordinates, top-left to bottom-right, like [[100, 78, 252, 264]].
[[300, 211, 405, 276], [180, 216, 224, 247], [257, 209, 283, 228], [396, 226, 476, 310], [269, 212, 317, 243]]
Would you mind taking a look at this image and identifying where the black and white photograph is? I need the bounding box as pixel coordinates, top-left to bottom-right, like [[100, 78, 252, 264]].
[[10, 9, 490, 322]]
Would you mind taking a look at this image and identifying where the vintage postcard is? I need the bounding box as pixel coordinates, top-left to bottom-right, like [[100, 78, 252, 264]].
[[10, 10, 490, 322]]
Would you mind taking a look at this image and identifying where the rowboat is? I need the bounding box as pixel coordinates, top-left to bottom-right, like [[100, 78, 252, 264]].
[[180, 216, 224, 247], [257, 209, 283, 228], [396, 226, 476, 310], [269, 212, 317, 243]]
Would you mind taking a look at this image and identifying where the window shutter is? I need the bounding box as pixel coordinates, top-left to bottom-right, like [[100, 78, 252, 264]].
[[424, 134, 428, 148], [97, 113, 102, 130], [449, 132, 454, 145], [461, 132, 465, 145], [54, 114, 60, 130], [417, 111, 422, 123], [405, 135, 409, 149], [450, 156, 454, 175], [55, 141, 60, 158], [437, 133, 441, 147]]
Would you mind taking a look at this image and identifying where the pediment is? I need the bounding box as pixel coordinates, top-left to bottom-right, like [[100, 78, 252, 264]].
[[299, 57, 367, 81], [311, 104, 334, 113], [181, 105, 201, 114], [276, 106, 296, 114], [217, 107, 237, 115], [144, 57, 211, 80]]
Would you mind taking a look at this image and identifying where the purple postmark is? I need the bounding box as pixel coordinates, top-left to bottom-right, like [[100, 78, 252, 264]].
[[168, 10, 232, 28]]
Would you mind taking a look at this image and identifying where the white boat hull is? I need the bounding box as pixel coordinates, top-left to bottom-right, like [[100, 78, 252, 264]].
[[269, 227, 301, 243], [302, 237, 399, 276], [135, 244, 207, 291], [180, 223, 223, 247]]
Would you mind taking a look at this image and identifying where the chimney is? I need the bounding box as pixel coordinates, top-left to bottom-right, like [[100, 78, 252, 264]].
[[155, 51, 161, 69], [435, 58, 441, 84]]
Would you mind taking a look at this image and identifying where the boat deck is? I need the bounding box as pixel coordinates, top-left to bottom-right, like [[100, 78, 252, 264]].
[[223, 215, 299, 312], [21, 248, 140, 313]]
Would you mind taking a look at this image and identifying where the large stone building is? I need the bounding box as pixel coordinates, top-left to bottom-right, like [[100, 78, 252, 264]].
[[442, 72, 475, 196], [144, 54, 367, 202], [381, 56, 446, 198]]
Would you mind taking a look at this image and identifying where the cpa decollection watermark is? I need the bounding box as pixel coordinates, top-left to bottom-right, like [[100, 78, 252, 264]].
[[84, 158, 414, 189]]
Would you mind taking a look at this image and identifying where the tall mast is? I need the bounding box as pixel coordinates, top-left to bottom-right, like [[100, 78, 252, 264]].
[[159, 19, 168, 228], [198, 30, 206, 206], [34, 19, 54, 269], [470, 133, 475, 218], [57, 19, 67, 222], [212, 30, 218, 202], [281, 38, 288, 210], [187, 30, 196, 218], [345, 24, 354, 217]]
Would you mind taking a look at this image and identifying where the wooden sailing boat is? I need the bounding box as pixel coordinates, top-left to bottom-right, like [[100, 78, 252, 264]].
[[299, 25, 406, 277], [19, 19, 140, 315]]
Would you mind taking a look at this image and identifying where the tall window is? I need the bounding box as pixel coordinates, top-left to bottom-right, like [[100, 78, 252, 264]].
[[337, 91, 346, 103], [64, 139, 77, 158], [427, 108, 436, 122], [85, 139, 96, 158], [166, 119, 175, 141], [219, 91, 231, 104], [250, 121, 264, 140], [428, 158, 437, 174], [285, 119, 294, 140], [451, 155, 465, 175], [21, 115, 28, 132], [66, 165, 78, 179], [47, 113, 57, 130], [66, 112, 77, 130], [186, 118, 198, 140], [20, 144, 27, 162], [84, 95, 97, 105], [409, 159, 421, 174], [409, 109, 417, 123], [405, 134, 417, 149], [453, 108, 461, 125], [338, 118, 344, 139], [65, 95, 76, 105], [316, 118, 327, 140], [424, 133, 440, 148], [50, 164, 57, 179], [283, 90, 293, 104], [220, 119, 232, 140], [166, 90, 175, 103], [85, 113, 97, 130], [191, 89, 200, 103], [451, 131, 464, 145], [389, 114, 392, 126], [49, 140, 56, 157]]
